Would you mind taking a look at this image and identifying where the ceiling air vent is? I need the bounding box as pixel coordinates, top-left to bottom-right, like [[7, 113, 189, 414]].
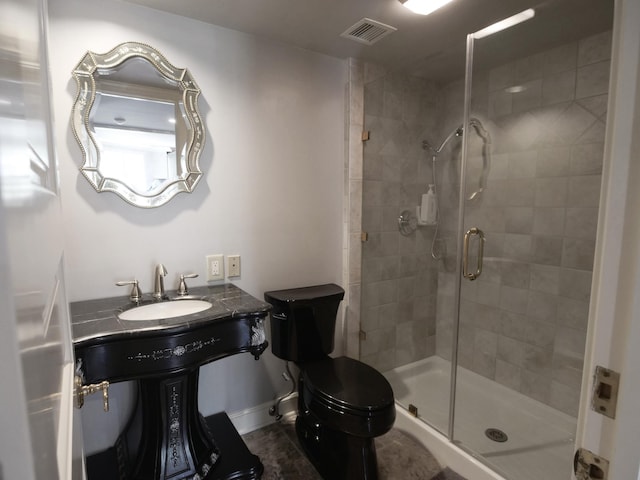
[[340, 18, 397, 46]]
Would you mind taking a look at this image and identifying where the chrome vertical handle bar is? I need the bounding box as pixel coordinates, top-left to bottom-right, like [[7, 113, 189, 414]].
[[462, 227, 485, 281]]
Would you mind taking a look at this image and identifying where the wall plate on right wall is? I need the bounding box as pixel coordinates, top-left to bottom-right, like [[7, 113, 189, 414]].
[[227, 255, 241, 278]]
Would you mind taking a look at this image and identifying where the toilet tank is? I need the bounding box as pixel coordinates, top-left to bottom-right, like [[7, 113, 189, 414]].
[[264, 284, 345, 362]]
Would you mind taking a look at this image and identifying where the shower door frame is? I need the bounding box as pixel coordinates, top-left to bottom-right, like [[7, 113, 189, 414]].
[[444, 30, 475, 441]]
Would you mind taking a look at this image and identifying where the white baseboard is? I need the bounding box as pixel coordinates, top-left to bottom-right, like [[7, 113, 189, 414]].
[[228, 394, 298, 435]]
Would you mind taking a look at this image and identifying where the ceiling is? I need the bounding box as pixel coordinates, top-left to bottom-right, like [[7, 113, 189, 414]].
[[121, 0, 614, 82]]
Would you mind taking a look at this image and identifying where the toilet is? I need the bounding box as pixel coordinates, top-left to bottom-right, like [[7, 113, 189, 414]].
[[264, 283, 395, 480]]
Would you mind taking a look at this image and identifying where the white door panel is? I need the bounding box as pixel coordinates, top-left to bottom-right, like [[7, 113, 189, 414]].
[[0, 0, 83, 478], [577, 0, 640, 478]]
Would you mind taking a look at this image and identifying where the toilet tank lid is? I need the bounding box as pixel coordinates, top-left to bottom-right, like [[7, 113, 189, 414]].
[[264, 283, 345, 306]]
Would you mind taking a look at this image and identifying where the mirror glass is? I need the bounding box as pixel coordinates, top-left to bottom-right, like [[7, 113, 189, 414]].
[[71, 42, 205, 208]]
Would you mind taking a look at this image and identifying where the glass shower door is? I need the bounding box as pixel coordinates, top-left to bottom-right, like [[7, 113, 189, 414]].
[[451, 2, 612, 479]]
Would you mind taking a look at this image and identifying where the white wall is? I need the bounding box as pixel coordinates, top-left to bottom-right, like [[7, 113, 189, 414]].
[[48, 0, 346, 453]]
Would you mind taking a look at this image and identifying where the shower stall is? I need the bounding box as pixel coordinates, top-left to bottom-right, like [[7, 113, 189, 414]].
[[351, 1, 614, 479]]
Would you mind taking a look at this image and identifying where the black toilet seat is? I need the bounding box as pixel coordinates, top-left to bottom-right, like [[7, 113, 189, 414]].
[[301, 356, 395, 437]]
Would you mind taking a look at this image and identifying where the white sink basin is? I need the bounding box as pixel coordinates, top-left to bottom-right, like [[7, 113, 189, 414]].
[[118, 300, 212, 321]]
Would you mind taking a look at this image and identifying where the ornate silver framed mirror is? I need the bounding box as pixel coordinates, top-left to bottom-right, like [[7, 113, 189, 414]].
[[71, 42, 205, 208]]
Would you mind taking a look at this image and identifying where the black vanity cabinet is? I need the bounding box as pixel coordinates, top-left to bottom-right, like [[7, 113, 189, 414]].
[[71, 284, 270, 480]]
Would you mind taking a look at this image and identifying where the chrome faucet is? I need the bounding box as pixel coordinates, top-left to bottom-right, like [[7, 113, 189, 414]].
[[153, 264, 168, 300]]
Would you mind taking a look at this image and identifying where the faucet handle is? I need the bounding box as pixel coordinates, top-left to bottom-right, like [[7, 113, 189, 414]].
[[116, 279, 142, 302], [177, 273, 198, 296]]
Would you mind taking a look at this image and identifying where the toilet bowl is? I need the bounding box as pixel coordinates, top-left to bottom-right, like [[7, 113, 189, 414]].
[[264, 284, 395, 480]]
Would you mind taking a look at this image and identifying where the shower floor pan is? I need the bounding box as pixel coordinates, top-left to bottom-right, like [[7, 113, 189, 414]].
[[384, 356, 576, 480]]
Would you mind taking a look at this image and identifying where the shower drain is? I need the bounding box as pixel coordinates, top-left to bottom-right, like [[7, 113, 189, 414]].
[[485, 428, 508, 443]]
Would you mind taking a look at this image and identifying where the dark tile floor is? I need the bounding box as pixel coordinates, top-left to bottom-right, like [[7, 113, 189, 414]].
[[242, 414, 467, 480]]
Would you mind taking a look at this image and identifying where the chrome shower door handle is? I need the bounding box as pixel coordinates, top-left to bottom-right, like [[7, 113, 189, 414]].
[[462, 227, 485, 281]]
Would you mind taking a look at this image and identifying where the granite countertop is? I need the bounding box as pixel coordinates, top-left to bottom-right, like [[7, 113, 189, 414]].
[[71, 283, 271, 347]]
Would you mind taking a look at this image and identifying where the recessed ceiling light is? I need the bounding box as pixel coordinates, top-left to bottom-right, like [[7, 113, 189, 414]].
[[398, 0, 454, 16], [168, 117, 176, 124], [113, 116, 126, 125], [505, 85, 528, 94]]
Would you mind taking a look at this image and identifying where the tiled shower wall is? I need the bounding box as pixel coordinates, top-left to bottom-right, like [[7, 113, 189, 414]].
[[350, 29, 610, 416], [435, 30, 610, 416], [359, 65, 441, 372]]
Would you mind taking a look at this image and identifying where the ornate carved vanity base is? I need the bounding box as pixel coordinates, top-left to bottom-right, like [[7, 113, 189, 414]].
[[87, 409, 262, 480], [113, 371, 242, 480]]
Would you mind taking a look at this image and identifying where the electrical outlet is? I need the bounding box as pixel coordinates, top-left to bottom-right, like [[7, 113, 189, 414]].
[[206, 254, 224, 281], [227, 255, 241, 277]]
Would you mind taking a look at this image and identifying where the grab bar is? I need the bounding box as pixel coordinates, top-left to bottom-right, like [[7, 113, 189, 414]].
[[463, 227, 485, 281]]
